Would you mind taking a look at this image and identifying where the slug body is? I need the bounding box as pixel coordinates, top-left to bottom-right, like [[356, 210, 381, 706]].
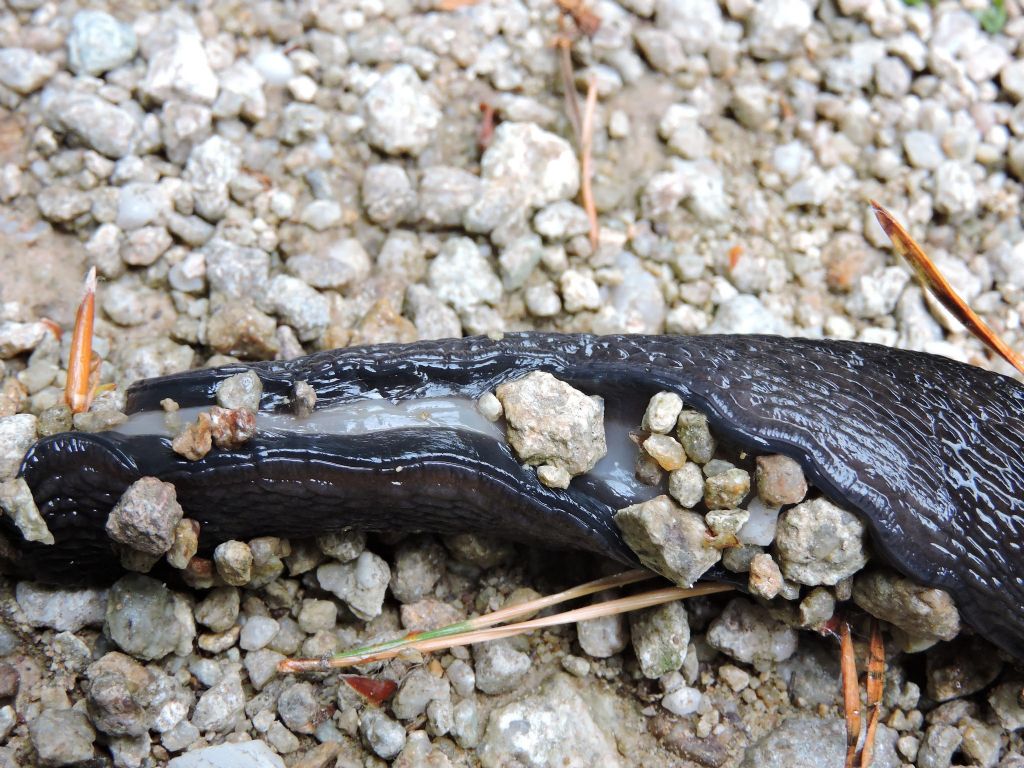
[[8, 333, 1024, 658]]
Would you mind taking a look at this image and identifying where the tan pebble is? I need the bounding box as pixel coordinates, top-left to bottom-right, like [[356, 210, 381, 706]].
[[748, 553, 783, 600], [167, 518, 200, 569], [643, 433, 687, 471], [537, 464, 571, 489], [755, 454, 808, 506]]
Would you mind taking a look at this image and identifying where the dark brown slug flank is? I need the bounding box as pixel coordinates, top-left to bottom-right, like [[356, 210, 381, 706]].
[[7, 333, 1024, 659]]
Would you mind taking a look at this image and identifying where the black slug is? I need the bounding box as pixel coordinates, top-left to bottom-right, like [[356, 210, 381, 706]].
[[6, 333, 1024, 659]]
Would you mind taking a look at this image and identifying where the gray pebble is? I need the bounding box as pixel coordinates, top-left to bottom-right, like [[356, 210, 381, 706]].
[[317, 529, 365, 561], [428, 237, 502, 312], [41, 87, 139, 159], [140, 11, 218, 105], [67, 10, 137, 76], [933, 160, 978, 220], [0, 413, 37, 481], [391, 538, 445, 604], [240, 615, 280, 651], [473, 639, 532, 695], [244, 649, 285, 692], [106, 477, 183, 556], [852, 568, 959, 643], [287, 238, 371, 291], [741, 715, 898, 768], [167, 740, 283, 768], [316, 550, 390, 620], [105, 574, 195, 660], [392, 668, 450, 721], [798, 587, 835, 629], [190, 666, 245, 733], [299, 200, 341, 231], [37, 185, 92, 223], [707, 597, 798, 666], [15, 581, 107, 631], [668, 462, 704, 508], [615, 495, 721, 586], [478, 674, 619, 765], [194, 586, 239, 633], [707, 294, 788, 334], [265, 275, 328, 342], [0, 320, 49, 358], [917, 724, 962, 768], [85, 652, 155, 736], [643, 392, 684, 435], [418, 166, 481, 228], [216, 371, 263, 413], [903, 130, 944, 170], [496, 371, 606, 478], [214, 61, 267, 122], [160, 101, 212, 165], [0, 477, 53, 544], [0, 48, 56, 95], [675, 409, 715, 465], [774, 498, 868, 586], [577, 608, 630, 659], [360, 708, 406, 760], [630, 601, 689, 679], [362, 163, 417, 227], [29, 709, 95, 766], [278, 681, 318, 734], [184, 136, 240, 222], [363, 64, 440, 157], [747, 0, 812, 60]]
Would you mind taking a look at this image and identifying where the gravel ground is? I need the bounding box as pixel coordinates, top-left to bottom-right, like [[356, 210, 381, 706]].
[[1, 0, 1024, 766]]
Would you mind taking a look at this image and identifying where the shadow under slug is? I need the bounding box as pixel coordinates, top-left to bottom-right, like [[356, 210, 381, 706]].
[[6, 333, 1024, 659]]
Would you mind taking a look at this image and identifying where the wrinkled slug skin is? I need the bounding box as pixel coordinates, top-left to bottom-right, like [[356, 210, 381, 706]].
[[9, 333, 1024, 658]]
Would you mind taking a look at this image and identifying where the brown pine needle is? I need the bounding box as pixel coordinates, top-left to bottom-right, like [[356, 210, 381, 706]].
[[871, 201, 1024, 375], [280, 579, 731, 673], [580, 77, 600, 251], [860, 619, 886, 768], [840, 621, 862, 768], [65, 266, 97, 414]]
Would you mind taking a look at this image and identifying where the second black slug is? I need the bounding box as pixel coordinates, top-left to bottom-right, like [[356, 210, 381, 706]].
[[6, 333, 1024, 659]]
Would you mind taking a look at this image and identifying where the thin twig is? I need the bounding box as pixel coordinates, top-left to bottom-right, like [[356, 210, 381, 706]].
[[280, 580, 731, 673], [580, 76, 600, 251], [871, 201, 1024, 375]]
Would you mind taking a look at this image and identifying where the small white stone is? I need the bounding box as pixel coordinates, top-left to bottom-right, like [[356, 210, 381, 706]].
[[477, 392, 503, 422], [287, 75, 317, 103], [662, 686, 702, 716]]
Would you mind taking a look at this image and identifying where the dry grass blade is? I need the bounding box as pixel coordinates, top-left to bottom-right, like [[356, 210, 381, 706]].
[[860, 619, 885, 768], [436, 0, 480, 9], [840, 621, 862, 768], [871, 201, 1024, 376], [65, 266, 97, 414], [556, 37, 581, 142], [280, 579, 730, 673], [580, 76, 600, 251]]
